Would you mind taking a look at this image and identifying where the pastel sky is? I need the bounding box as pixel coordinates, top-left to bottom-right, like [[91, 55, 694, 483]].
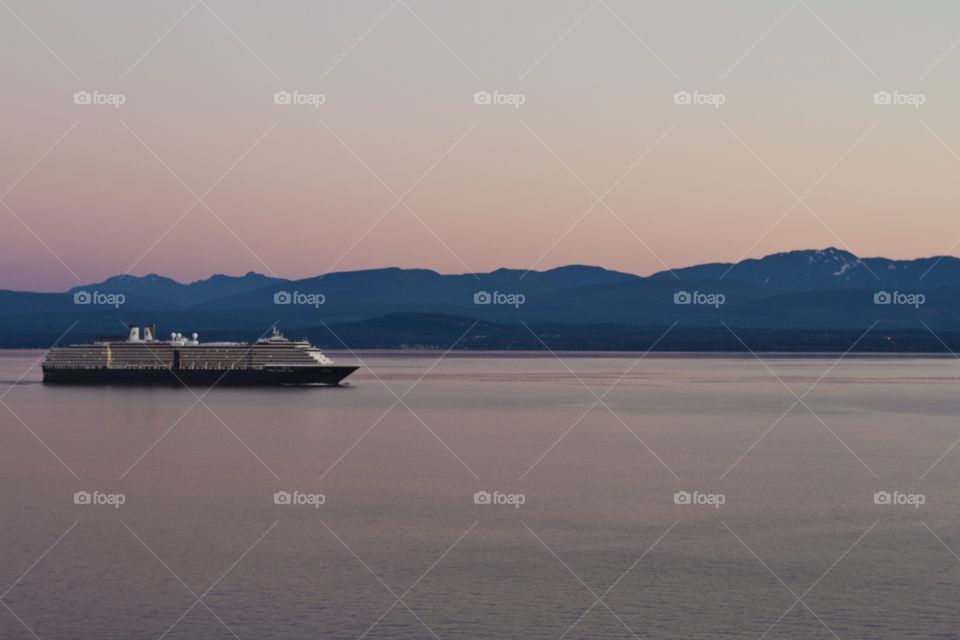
[[3, 0, 960, 291]]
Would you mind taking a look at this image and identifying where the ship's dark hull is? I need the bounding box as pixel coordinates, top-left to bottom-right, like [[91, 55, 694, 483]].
[[42, 365, 359, 386]]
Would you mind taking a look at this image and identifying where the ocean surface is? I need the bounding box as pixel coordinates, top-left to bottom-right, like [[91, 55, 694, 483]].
[[2, 350, 960, 639]]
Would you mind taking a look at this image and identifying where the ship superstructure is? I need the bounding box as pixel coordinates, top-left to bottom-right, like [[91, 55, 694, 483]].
[[42, 325, 358, 386]]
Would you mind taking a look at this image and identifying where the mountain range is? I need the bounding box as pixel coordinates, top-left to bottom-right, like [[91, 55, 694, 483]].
[[2, 248, 959, 349]]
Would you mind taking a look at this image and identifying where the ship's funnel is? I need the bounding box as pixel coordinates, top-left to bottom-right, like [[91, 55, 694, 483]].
[[128, 325, 140, 342], [144, 324, 157, 342]]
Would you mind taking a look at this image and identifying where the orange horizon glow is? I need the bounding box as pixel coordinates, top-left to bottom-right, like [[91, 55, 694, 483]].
[[3, 1, 960, 292]]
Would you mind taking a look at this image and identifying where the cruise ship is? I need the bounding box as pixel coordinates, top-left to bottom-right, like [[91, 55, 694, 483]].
[[42, 325, 359, 386]]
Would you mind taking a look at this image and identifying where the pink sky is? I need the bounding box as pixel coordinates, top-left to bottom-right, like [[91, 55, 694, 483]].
[[2, 1, 960, 291]]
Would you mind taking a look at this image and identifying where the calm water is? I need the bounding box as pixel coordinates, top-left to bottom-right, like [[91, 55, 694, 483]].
[[2, 351, 960, 639]]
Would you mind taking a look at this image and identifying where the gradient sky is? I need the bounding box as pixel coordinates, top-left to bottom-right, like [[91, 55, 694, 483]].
[[3, 0, 960, 291]]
